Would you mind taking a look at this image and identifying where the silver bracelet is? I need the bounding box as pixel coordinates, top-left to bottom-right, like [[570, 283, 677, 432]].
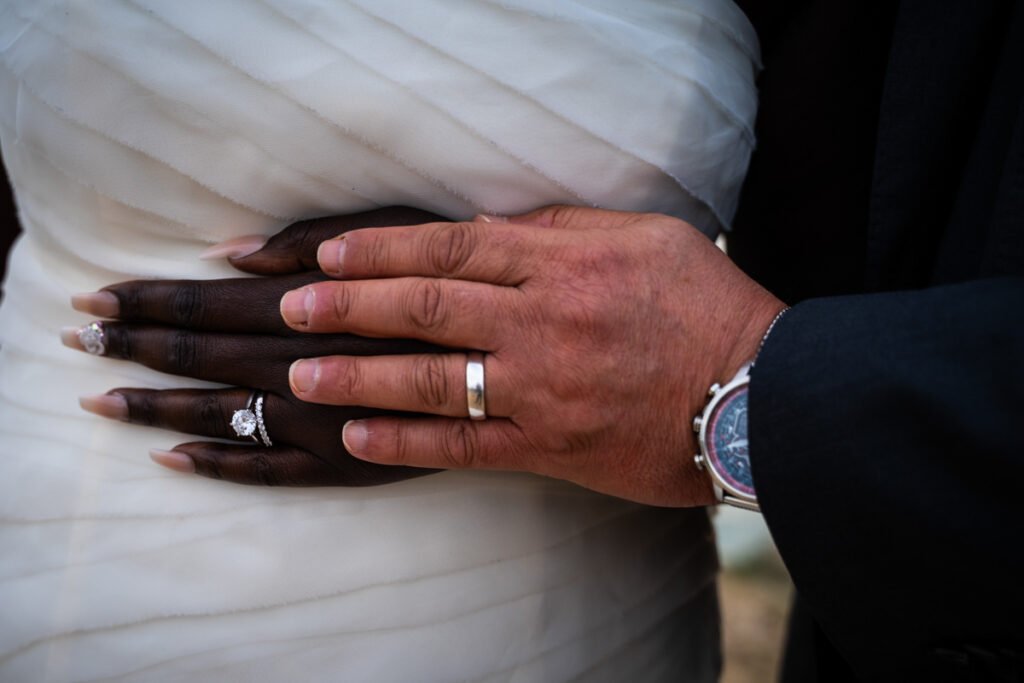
[[752, 306, 790, 367]]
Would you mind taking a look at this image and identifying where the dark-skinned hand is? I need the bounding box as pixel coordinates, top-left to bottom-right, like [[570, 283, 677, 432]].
[[65, 207, 446, 487]]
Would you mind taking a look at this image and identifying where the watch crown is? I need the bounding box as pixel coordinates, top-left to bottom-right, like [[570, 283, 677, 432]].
[[693, 454, 705, 471], [692, 416, 703, 432], [708, 383, 721, 398]]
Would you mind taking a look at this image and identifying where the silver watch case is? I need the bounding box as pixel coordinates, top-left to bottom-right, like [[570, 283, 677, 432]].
[[692, 363, 760, 512]]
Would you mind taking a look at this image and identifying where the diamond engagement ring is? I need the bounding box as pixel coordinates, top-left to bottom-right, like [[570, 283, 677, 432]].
[[77, 321, 106, 355], [466, 352, 486, 421], [231, 392, 260, 443]]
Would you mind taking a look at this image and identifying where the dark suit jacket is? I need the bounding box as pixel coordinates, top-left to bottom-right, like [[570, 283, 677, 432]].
[[730, 1, 1024, 681]]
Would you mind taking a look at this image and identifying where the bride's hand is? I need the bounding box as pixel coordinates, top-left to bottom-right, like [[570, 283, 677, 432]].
[[65, 208, 446, 486]]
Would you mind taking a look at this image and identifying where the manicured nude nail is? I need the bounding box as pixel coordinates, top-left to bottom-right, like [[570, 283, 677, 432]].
[[198, 234, 267, 261], [475, 213, 508, 223], [280, 287, 314, 327], [317, 237, 346, 275], [290, 359, 320, 394], [71, 291, 119, 317], [342, 420, 369, 456], [149, 449, 196, 474], [79, 393, 128, 420], [60, 326, 85, 351]]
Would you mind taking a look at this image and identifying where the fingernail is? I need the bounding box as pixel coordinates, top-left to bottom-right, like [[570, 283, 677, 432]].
[[149, 449, 196, 474], [79, 393, 128, 420], [342, 420, 369, 456], [317, 237, 346, 275], [475, 214, 508, 223], [60, 326, 84, 351], [280, 287, 314, 327], [71, 291, 119, 317], [289, 358, 320, 394], [199, 234, 267, 261]]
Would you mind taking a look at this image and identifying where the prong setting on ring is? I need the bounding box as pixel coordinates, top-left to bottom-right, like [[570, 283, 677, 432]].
[[231, 392, 260, 442], [466, 352, 487, 421]]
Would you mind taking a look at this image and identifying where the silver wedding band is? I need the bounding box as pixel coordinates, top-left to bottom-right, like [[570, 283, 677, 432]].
[[466, 352, 486, 421]]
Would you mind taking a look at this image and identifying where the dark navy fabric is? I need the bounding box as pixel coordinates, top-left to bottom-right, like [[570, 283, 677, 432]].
[[732, 1, 1024, 680]]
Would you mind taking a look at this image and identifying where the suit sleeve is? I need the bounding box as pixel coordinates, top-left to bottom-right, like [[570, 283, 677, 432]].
[[749, 276, 1024, 681]]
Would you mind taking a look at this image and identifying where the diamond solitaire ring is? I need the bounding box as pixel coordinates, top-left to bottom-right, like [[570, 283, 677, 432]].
[[231, 392, 260, 443]]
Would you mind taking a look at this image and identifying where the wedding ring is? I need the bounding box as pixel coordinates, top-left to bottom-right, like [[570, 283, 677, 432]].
[[466, 352, 486, 421], [78, 321, 106, 356], [254, 392, 272, 447], [230, 391, 261, 443]]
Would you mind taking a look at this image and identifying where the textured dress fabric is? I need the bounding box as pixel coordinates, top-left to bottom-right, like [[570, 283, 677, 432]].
[[0, 1, 759, 680]]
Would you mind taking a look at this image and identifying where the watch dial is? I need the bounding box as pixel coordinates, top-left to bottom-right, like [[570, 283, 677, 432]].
[[707, 385, 755, 497]]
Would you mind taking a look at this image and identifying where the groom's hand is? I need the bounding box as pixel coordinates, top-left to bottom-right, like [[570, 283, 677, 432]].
[[282, 206, 785, 506]]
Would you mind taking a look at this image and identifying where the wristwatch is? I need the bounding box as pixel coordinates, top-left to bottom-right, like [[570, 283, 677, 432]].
[[692, 363, 759, 512]]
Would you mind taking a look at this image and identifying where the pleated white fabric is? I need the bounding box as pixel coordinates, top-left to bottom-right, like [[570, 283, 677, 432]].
[[0, 1, 758, 680]]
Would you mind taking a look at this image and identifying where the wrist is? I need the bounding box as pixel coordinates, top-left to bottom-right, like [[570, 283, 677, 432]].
[[721, 294, 788, 381], [690, 296, 787, 512]]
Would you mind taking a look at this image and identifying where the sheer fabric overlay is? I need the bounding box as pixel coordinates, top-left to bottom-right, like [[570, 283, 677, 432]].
[[0, 1, 757, 680]]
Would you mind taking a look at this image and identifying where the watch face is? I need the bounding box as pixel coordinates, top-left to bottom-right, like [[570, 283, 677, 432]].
[[706, 384, 755, 497]]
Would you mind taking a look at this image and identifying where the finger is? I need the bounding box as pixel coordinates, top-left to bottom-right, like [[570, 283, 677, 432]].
[[71, 273, 321, 334], [204, 208, 447, 275], [61, 323, 437, 390], [150, 442, 429, 486], [81, 387, 293, 443], [318, 220, 541, 285], [280, 277, 512, 348], [88, 387, 255, 441], [341, 416, 531, 472], [289, 352, 514, 417]]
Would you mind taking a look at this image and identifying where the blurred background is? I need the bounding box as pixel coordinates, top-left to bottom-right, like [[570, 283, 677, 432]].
[[715, 509, 793, 682]]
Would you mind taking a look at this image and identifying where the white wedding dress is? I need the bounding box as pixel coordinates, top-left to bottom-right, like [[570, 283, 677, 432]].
[[0, 1, 759, 680]]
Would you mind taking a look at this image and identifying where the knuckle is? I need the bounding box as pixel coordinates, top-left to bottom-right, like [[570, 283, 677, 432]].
[[199, 451, 225, 480], [327, 285, 355, 325], [549, 205, 581, 226], [294, 219, 325, 252], [167, 331, 202, 374], [411, 355, 451, 410], [248, 452, 281, 486], [362, 234, 390, 274], [437, 420, 480, 469], [197, 393, 227, 437], [406, 279, 448, 333], [427, 223, 475, 275], [131, 391, 159, 427], [329, 358, 363, 401], [170, 282, 205, 327], [391, 424, 416, 466]]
